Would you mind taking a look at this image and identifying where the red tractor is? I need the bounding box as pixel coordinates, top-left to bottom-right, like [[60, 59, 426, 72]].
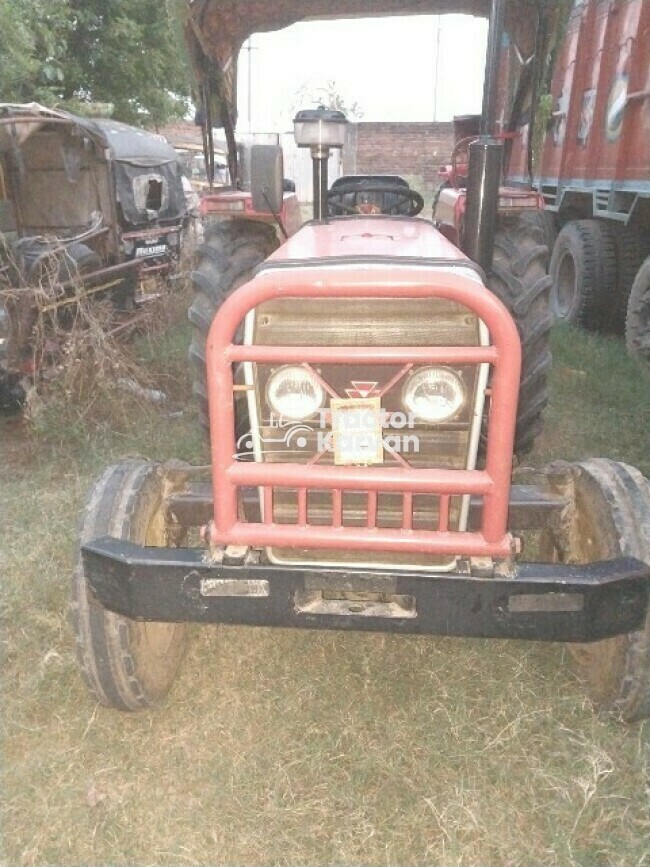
[[72, 0, 650, 720]]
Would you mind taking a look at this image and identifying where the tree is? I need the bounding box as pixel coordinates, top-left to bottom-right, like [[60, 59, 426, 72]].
[[0, 0, 191, 128], [293, 80, 365, 121], [62, 0, 191, 127], [0, 1, 37, 102], [0, 0, 70, 104]]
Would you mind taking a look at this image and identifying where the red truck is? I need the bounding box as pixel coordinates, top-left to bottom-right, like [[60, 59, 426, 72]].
[[503, 0, 650, 372]]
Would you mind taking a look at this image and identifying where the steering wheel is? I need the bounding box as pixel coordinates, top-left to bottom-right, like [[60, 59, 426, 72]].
[[327, 181, 425, 217]]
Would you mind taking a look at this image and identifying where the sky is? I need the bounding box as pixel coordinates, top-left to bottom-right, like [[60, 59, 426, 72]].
[[236, 15, 488, 133]]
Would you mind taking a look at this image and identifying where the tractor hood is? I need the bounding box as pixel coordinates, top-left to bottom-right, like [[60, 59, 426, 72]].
[[262, 215, 480, 272]]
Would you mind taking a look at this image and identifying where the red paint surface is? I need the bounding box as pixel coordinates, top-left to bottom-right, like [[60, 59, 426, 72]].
[[505, 0, 649, 188], [205, 222, 522, 561], [266, 216, 469, 262], [199, 191, 303, 236]]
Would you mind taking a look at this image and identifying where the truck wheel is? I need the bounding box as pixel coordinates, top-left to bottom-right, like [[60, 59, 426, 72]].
[[487, 216, 552, 456], [560, 459, 650, 721], [189, 220, 279, 435], [612, 227, 648, 334], [71, 460, 188, 711], [626, 255, 650, 378], [549, 219, 617, 330]]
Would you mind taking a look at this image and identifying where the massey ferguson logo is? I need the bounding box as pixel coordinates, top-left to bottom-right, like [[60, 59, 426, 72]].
[[345, 380, 381, 399]]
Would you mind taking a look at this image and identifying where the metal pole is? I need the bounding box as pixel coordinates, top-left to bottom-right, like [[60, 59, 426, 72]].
[[433, 16, 442, 121], [246, 39, 253, 131], [312, 148, 330, 220], [463, 0, 506, 269]]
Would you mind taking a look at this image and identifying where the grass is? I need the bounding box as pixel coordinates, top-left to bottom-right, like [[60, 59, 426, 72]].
[[535, 325, 650, 476], [1, 311, 649, 866]]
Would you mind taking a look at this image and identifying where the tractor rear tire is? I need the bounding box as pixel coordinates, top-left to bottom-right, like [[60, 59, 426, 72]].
[[71, 460, 189, 711], [189, 220, 280, 436], [561, 459, 650, 722], [549, 219, 617, 330], [487, 216, 553, 456], [518, 209, 557, 261], [625, 255, 650, 378]]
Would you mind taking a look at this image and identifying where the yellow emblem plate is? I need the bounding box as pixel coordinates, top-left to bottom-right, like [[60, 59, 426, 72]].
[[330, 397, 383, 466]]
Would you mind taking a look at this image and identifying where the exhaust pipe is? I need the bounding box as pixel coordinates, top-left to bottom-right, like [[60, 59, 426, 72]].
[[311, 147, 330, 222], [463, 0, 506, 271], [463, 137, 503, 271]]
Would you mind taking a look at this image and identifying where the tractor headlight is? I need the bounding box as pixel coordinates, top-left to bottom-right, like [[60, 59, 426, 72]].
[[266, 365, 325, 421], [402, 367, 466, 423]]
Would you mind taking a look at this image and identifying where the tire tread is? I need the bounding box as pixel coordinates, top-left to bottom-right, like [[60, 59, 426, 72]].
[[487, 217, 553, 455], [71, 460, 186, 711], [189, 220, 279, 437], [625, 255, 650, 378], [575, 459, 650, 721]]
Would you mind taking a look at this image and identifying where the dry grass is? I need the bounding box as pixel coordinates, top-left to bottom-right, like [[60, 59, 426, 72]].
[[1, 241, 195, 432], [1, 312, 649, 866]]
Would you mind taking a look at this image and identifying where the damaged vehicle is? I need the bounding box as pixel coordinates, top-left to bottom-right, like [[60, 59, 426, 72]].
[[0, 103, 187, 407]]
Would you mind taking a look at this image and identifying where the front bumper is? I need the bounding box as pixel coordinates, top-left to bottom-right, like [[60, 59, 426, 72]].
[[81, 537, 649, 643]]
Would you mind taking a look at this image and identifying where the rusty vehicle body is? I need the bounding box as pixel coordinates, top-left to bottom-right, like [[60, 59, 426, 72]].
[[72, 0, 650, 721], [0, 104, 187, 405]]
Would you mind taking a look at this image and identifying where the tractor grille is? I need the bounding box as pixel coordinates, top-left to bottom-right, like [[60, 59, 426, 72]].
[[245, 297, 486, 569]]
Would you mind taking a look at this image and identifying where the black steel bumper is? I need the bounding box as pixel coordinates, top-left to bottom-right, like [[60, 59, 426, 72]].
[[81, 537, 650, 643]]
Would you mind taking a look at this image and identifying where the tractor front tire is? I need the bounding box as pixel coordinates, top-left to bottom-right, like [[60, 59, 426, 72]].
[[487, 216, 553, 456], [71, 460, 189, 711], [189, 220, 279, 436], [559, 459, 650, 722], [626, 255, 650, 378]]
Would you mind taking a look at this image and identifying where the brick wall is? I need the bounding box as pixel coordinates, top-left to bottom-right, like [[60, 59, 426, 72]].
[[161, 120, 456, 203], [343, 122, 455, 199]]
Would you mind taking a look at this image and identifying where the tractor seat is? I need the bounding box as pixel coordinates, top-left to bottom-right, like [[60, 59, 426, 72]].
[[328, 174, 414, 217]]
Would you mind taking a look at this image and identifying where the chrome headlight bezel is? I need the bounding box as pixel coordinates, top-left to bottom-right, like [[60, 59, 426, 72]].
[[402, 366, 466, 424], [265, 364, 326, 422]]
